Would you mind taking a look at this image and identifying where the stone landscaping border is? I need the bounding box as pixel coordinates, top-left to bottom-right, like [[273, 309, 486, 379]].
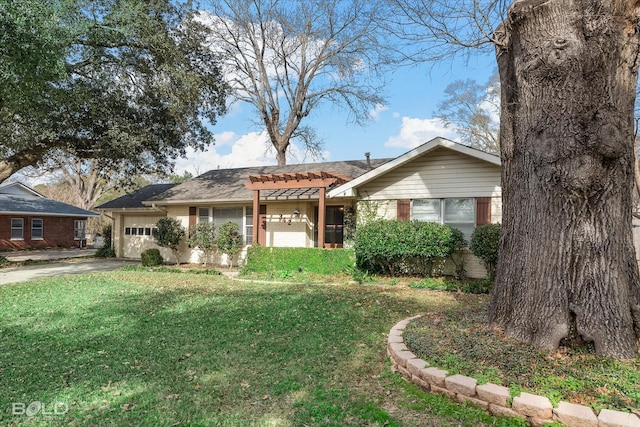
[[388, 315, 640, 427]]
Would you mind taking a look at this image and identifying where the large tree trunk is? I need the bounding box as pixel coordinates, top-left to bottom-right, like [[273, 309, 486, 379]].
[[490, 0, 640, 358]]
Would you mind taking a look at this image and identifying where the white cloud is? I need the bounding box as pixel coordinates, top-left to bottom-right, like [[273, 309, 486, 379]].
[[174, 131, 274, 175], [369, 103, 388, 120], [384, 117, 460, 149], [174, 130, 319, 176]]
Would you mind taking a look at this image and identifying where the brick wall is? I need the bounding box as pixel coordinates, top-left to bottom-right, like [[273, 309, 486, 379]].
[[0, 215, 85, 250]]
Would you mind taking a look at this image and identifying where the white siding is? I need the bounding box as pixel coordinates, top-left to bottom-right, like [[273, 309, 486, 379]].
[[358, 147, 501, 200], [265, 202, 314, 248]]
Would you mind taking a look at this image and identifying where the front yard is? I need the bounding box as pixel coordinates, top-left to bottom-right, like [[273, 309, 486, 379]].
[[0, 270, 521, 426]]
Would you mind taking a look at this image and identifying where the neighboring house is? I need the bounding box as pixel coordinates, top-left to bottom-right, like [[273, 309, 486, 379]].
[[96, 137, 502, 277], [0, 182, 99, 250]]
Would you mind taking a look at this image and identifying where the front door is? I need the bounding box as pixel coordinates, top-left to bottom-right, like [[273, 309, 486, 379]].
[[319, 206, 344, 248]]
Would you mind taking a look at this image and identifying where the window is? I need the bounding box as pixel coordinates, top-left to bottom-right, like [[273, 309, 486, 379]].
[[74, 220, 86, 240], [11, 218, 23, 240], [125, 227, 131, 235], [198, 207, 210, 223], [212, 206, 245, 245], [412, 198, 476, 239], [245, 207, 253, 246], [144, 228, 152, 236], [31, 219, 43, 239]]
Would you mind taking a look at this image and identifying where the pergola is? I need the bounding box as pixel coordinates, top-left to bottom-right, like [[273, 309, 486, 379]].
[[244, 171, 352, 247]]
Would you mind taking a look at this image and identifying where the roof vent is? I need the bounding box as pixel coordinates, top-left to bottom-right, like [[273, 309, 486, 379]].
[[365, 152, 371, 168]]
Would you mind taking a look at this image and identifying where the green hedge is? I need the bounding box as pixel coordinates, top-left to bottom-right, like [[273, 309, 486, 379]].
[[470, 223, 501, 279], [354, 219, 466, 276], [242, 246, 355, 275]]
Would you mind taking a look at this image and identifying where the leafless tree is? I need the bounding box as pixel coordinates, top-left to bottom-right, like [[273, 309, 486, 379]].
[[199, 0, 392, 165], [435, 71, 500, 153], [391, 0, 640, 358]]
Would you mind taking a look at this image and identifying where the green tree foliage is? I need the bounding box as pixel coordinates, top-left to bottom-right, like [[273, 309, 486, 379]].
[[187, 222, 216, 266], [154, 218, 185, 265], [469, 223, 501, 280], [0, 0, 72, 113], [216, 222, 241, 269], [0, 0, 227, 183], [354, 219, 466, 276]]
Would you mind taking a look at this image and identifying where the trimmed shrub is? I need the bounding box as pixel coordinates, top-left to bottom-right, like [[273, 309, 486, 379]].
[[0, 255, 8, 268], [154, 218, 185, 265], [354, 219, 466, 276], [470, 223, 501, 279], [95, 246, 116, 258], [242, 246, 355, 275], [141, 248, 164, 267], [216, 221, 241, 268], [187, 222, 216, 265]]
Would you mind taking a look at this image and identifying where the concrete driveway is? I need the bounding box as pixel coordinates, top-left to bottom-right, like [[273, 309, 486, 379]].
[[0, 249, 137, 285]]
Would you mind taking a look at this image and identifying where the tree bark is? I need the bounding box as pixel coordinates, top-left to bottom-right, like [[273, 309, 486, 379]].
[[490, 0, 640, 358]]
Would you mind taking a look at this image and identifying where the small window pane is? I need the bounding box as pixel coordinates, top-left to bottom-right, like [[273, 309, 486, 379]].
[[145, 228, 151, 236], [125, 227, 131, 235], [412, 200, 441, 222], [444, 199, 475, 223], [11, 218, 23, 240], [32, 219, 43, 239], [245, 206, 253, 245], [138, 227, 144, 235], [198, 207, 210, 223], [131, 228, 137, 235]]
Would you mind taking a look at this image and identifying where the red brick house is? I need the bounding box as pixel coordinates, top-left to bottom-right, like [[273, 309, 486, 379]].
[[0, 182, 98, 250]]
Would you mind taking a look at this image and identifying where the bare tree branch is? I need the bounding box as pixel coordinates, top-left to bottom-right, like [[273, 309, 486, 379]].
[[200, 0, 392, 165]]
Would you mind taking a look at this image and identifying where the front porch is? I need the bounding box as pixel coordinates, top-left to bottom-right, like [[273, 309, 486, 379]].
[[245, 171, 353, 248]]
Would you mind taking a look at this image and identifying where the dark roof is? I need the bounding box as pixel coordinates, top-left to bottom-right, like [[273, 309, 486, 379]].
[[0, 194, 98, 217], [95, 184, 177, 209], [149, 159, 391, 204]]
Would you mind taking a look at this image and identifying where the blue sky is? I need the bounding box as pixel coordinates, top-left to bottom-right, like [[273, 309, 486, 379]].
[[174, 53, 498, 175]]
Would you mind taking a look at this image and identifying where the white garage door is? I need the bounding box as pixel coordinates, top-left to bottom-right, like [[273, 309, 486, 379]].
[[122, 215, 166, 259]]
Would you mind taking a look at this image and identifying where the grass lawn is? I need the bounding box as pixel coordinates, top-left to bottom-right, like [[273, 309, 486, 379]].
[[0, 270, 525, 426]]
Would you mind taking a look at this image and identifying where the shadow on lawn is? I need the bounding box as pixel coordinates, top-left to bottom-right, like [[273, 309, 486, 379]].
[[0, 275, 448, 426]]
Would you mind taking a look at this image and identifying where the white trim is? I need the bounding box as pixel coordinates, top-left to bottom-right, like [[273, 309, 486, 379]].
[[0, 182, 45, 198], [327, 137, 501, 199]]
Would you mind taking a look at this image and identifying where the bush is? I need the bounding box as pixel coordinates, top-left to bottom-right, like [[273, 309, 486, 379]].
[[0, 255, 8, 267], [354, 219, 466, 276], [154, 218, 185, 265], [187, 222, 216, 265], [95, 223, 115, 258], [216, 222, 241, 268], [95, 246, 116, 258], [470, 223, 501, 279], [141, 248, 164, 267], [242, 246, 355, 275]]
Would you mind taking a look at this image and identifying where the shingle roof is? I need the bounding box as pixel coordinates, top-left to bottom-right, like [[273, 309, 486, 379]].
[[95, 184, 177, 209], [148, 159, 390, 204], [0, 194, 98, 217]]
